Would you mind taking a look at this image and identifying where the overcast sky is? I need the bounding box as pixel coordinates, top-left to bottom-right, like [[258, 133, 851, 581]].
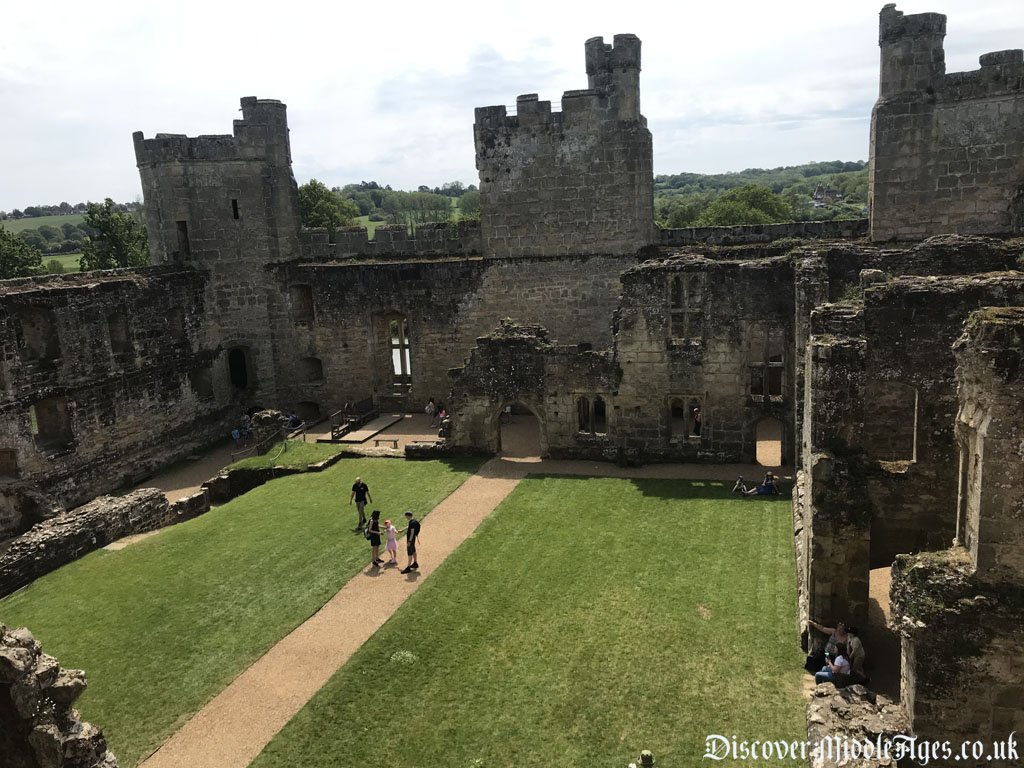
[[2, 0, 1022, 211]]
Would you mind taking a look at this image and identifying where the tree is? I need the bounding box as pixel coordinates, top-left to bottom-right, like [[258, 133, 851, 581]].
[[0, 225, 44, 279], [457, 190, 481, 219], [79, 198, 150, 271], [694, 184, 793, 226], [297, 179, 359, 237]]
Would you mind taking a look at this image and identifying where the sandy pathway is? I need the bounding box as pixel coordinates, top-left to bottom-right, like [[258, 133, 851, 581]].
[[140, 452, 779, 768]]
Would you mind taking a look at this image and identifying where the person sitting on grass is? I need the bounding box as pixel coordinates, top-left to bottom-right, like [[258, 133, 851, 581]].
[[743, 472, 780, 496], [814, 642, 851, 686]]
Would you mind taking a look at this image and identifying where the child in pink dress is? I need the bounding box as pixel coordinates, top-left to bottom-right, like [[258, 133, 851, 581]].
[[383, 519, 399, 565]]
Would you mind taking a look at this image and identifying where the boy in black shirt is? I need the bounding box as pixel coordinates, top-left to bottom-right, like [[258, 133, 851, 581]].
[[399, 510, 420, 573]]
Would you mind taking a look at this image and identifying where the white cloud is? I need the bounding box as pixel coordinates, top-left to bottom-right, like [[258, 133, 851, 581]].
[[1, 0, 1023, 209]]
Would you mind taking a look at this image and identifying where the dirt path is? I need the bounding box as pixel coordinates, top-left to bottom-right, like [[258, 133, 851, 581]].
[[140, 453, 780, 768]]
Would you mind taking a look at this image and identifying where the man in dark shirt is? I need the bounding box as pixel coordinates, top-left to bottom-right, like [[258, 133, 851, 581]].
[[399, 510, 420, 573], [349, 477, 371, 532]]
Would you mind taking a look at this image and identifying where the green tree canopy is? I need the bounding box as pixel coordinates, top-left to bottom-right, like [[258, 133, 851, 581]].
[[457, 190, 481, 219], [382, 190, 452, 230], [298, 179, 359, 237], [79, 198, 150, 271], [0, 225, 44, 279], [694, 184, 793, 227]]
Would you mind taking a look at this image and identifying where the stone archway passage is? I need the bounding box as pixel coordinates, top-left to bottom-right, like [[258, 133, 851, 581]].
[[755, 417, 783, 466], [499, 405, 541, 458]]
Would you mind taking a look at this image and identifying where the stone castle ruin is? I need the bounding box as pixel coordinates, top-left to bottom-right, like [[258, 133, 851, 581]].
[[2, 4, 1023, 762]]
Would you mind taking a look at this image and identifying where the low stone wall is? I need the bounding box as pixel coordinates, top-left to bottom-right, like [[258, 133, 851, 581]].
[[0, 623, 118, 767], [806, 684, 908, 767], [0, 488, 210, 597], [660, 219, 868, 247]]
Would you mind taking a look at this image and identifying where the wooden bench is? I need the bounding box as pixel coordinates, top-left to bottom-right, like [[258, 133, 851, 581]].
[[330, 397, 379, 440], [374, 438, 400, 449]]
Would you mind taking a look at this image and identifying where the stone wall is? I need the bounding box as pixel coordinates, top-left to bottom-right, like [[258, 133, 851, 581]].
[[135, 96, 301, 411], [869, 5, 1024, 241], [474, 35, 656, 257], [299, 221, 481, 259], [0, 624, 117, 768], [0, 268, 227, 522], [891, 549, 1024, 753], [0, 488, 209, 597], [660, 218, 868, 247], [273, 253, 632, 416]]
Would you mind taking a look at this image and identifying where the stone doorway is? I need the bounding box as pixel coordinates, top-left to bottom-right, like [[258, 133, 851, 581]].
[[755, 417, 783, 466], [497, 403, 541, 458]]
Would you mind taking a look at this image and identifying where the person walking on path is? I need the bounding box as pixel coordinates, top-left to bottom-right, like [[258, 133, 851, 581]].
[[383, 519, 399, 566], [399, 510, 421, 574], [350, 477, 372, 532], [367, 510, 383, 568]]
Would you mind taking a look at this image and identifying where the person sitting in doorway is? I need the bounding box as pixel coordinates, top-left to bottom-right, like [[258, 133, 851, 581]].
[[287, 412, 302, 429], [804, 619, 849, 673], [691, 406, 701, 436], [814, 642, 852, 686], [846, 625, 868, 684]]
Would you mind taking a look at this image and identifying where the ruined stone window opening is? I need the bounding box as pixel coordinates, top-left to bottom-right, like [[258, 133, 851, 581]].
[[749, 325, 784, 401], [30, 396, 73, 452], [227, 348, 250, 391], [189, 365, 214, 401], [577, 397, 591, 433], [388, 315, 412, 391], [593, 397, 607, 435], [16, 306, 60, 362], [670, 396, 703, 439], [668, 274, 705, 339], [865, 381, 918, 463], [0, 449, 19, 478], [175, 221, 191, 259], [107, 313, 132, 356], [289, 285, 314, 321], [577, 395, 608, 436], [231, 199, 240, 220], [300, 356, 324, 384]]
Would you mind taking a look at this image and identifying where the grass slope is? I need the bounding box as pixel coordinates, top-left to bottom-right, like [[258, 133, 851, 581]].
[[1, 213, 86, 233], [0, 456, 482, 767], [253, 476, 804, 768], [228, 440, 346, 470]]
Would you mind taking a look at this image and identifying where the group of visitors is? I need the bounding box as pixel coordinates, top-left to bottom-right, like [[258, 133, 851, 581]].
[[425, 398, 448, 429], [350, 477, 421, 574], [230, 412, 253, 445], [804, 619, 868, 687], [731, 472, 782, 497]]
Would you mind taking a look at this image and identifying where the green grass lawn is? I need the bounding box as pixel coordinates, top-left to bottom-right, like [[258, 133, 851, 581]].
[[0, 456, 483, 767], [228, 439, 346, 470], [252, 476, 804, 768], [2, 213, 85, 233], [44, 252, 82, 272]]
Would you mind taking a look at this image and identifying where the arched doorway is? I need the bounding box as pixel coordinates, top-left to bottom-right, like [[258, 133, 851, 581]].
[[755, 417, 783, 466], [227, 348, 250, 390], [498, 402, 541, 458]]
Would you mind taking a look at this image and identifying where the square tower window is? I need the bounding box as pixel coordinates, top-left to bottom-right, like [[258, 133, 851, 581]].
[[16, 306, 60, 362], [107, 312, 132, 356], [669, 274, 705, 339], [30, 396, 73, 451], [176, 221, 191, 259]]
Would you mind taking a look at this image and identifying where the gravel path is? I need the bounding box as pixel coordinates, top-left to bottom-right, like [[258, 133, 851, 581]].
[[140, 433, 780, 768]]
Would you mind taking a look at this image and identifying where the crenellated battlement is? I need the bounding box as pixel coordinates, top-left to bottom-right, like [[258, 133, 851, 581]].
[[870, 6, 1024, 241], [133, 97, 291, 168], [474, 35, 654, 258]]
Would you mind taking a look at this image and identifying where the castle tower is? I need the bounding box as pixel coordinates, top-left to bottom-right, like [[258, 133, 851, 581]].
[[474, 35, 656, 258], [877, 4, 946, 99], [869, 5, 1024, 241], [133, 97, 303, 408], [585, 33, 642, 121]]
